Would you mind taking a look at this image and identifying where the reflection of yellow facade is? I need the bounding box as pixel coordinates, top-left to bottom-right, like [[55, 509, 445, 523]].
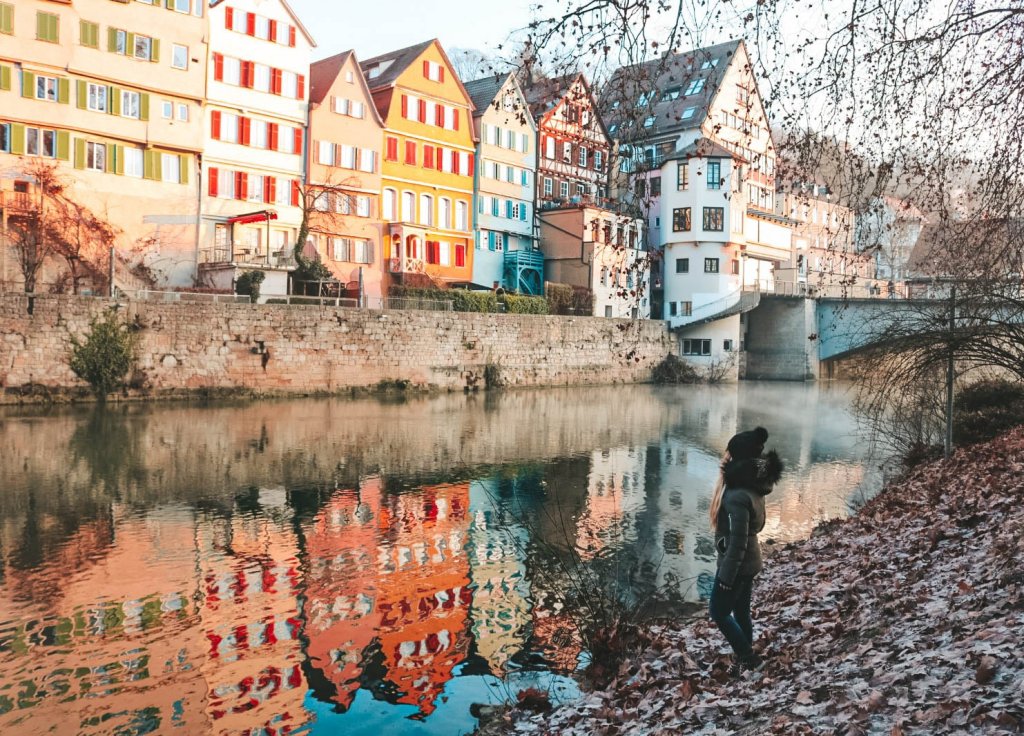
[[361, 39, 476, 285]]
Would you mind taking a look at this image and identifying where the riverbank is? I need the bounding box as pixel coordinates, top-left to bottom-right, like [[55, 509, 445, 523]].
[[496, 428, 1024, 735], [0, 294, 674, 404]]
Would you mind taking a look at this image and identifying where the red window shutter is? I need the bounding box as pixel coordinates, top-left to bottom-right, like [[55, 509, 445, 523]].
[[423, 60, 430, 77], [435, 147, 443, 171], [435, 105, 443, 127], [208, 167, 219, 197], [271, 68, 282, 95], [291, 180, 300, 207], [225, 8, 234, 30], [235, 172, 247, 200], [240, 117, 251, 146], [417, 99, 426, 123], [401, 95, 409, 118], [424, 145, 434, 169], [453, 110, 460, 131], [268, 123, 279, 151], [268, 19, 277, 42], [385, 136, 398, 161], [293, 127, 303, 153], [213, 53, 224, 82], [264, 176, 273, 202], [246, 12, 256, 36], [288, 26, 296, 47], [451, 150, 459, 175], [439, 67, 445, 83], [467, 153, 474, 174], [296, 74, 305, 99], [455, 244, 465, 267], [267, 177, 277, 203], [211, 110, 222, 140]]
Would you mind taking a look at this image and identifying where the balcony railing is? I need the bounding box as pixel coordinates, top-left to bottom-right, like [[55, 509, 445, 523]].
[[1, 191, 35, 212], [199, 247, 298, 270]]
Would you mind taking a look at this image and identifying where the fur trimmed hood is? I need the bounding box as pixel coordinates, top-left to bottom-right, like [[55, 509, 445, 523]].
[[722, 449, 784, 495]]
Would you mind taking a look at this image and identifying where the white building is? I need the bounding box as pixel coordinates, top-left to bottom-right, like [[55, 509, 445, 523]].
[[856, 195, 925, 284], [197, 0, 315, 297]]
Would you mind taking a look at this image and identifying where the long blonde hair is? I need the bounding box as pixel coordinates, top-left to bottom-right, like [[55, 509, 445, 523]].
[[709, 451, 731, 531]]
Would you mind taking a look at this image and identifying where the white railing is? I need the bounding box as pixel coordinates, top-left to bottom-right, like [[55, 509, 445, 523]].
[[670, 287, 743, 328], [130, 290, 251, 304], [265, 295, 361, 308]]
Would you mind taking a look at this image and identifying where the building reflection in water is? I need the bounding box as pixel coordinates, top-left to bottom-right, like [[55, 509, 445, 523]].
[[0, 384, 875, 734]]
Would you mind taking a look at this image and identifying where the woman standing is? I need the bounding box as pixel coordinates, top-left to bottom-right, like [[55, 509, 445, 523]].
[[708, 426, 783, 672]]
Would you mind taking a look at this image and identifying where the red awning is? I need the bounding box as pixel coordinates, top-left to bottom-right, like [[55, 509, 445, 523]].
[[227, 210, 277, 225]]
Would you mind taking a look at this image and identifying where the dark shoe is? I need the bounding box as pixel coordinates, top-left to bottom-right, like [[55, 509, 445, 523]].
[[739, 653, 764, 672]]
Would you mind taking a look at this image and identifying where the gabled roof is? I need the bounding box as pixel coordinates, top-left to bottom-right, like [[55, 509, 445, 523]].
[[663, 137, 746, 163], [359, 39, 435, 90], [210, 0, 316, 47], [463, 73, 537, 129], [602, 39, 743, 141], [309, 50, 385, 126], [522, 72, 610, 141]]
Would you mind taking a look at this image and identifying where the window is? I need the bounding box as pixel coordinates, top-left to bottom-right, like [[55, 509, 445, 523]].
[[455, 201, 469, 230], [684, 78, 706, 96], [171, 44, 188, 70], [578, 146, 588, 167], [419, 194, 433, 226], [404, 140, 416, 165], [124, 148, 143, 178], [255, 16, 270, 39], [681, 301, 692, 316], [113, 28, 128, 55], [223, 57, 241, 85], [26, 128, 56, 157], [707, 160, 721, 190], [562, 141, 572, 163], [643, 116, 656, 128], [173, 0, 191, 12], [672, 208, 691, 232], [0, 3, 13, 36], [35, 75, 58, 102], [359, 148, 375, 172], [177, 104, 188, 122], [134, 34, 153, 61], [682, 338, 711, 356], [439, 198, 452, 229], [677, 161, 688, 190], [0, 124, 8, 153], [220, 113, 238, 143], [254, 64, 271, 93], [383, 188, 397, 220], [560, 181, 569, 198], [680, 106, 697, 121], [675, 258, 689, 274], [86, 83, 107, 112], [545, 137, 555, 159], [704, 257, 720, 273], [80, 20, 99, 48], [424, 60, 444, 81], [36, 11, 59, 43], [161, 100, 173, 119], [703, 207, 724, 231], [281, 71, 297, 98], [651, 177, 662, 197], [594, 150, 603, 170], [723, 339, 734, 352], [669, 302, 677, 317], [86, 142, 106, 171], [340, 145, 356, 169], [218, 168, 234, 198], [732, 259, 740, 275], [121, 90, 141, 119], [161, 153, 182, 183]]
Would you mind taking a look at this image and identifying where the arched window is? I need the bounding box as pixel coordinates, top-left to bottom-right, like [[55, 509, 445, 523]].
[[383, 188, 397, 220], [439, 197, 452, 229], [419, 194, 433, 226], [401, 191, 415, 222]]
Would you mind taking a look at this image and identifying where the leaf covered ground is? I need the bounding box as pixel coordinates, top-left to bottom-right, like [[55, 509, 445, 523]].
[[506, 428, 1024, 734]]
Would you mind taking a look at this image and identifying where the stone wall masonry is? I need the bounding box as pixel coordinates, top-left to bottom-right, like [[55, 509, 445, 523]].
[[0, 295, 676, 399]]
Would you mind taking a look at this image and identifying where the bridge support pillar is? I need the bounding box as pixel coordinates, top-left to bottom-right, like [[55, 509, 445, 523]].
[[744, 296, 819, 381]]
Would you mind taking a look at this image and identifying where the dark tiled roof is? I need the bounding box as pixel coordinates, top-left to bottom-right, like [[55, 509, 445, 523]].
[[663, 137, 745, 162], [523, 73, 582, 118], [360, 39, 436, 90], [603, 39, 743, 141], [309, 50, 351, 105], [906, 219, 1023, 277], [463, 73, 509, 116]]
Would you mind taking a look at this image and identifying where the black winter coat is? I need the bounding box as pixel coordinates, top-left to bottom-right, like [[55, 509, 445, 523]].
[[715, 451, 783, 586]]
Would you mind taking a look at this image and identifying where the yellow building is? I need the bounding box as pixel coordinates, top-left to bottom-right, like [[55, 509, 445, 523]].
[[0, 0, 207, 288], [360, 39, 476, 287]]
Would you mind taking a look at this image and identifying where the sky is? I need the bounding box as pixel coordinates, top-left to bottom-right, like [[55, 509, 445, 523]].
[[287, 0, 538, 61]]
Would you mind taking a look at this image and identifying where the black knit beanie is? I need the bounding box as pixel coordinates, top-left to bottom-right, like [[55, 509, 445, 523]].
[[727, 426, 769, 460]]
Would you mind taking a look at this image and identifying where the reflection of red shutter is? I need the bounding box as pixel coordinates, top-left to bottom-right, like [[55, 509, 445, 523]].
[[268, 123, 278, 150], [296, 75, 305, 99], [208, 167, 219, 197], [268, 19, 277, 42], [271, 68, 282, 95], [211, 110, 222, 139], [288, 26, 296, 47], [246, 12, 256, 35], [225, 8, 233, 29], [291, 180, 300, 206], [293, 128, 303, 153], [213, 53, 224, 81]]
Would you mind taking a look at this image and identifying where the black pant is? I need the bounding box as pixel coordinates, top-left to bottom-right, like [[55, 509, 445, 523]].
[[709, 575, 755, 658]]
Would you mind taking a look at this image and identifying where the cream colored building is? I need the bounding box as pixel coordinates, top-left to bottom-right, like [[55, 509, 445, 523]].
[[197, 0, 314, 298], [0, 0, 207, 289]]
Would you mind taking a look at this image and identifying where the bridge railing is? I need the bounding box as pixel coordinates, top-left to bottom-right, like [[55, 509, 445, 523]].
[[669, 288, 743, 328], [745, 281, 911, 300]]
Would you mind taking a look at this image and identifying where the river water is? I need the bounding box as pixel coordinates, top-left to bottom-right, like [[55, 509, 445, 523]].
[[0, 383, 878, 735]]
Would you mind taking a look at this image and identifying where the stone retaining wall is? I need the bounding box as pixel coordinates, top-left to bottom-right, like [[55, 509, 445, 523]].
[[0, 295, 675, 399]]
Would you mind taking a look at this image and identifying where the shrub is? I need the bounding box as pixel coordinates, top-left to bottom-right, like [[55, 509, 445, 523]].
[[235, 270, 265, 303], [652, 354, 700, 384], [503, 294, 549, 314], [953, 378, 1024, 446], [545, 283, 594, 315], [69, 310, 137, 399]]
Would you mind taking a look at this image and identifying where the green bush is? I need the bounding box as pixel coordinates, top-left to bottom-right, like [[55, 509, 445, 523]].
[[953, 378, 1024, 446], [545, 282, 593, 315], [69, 310, 137, 399], [235, 270, 265, 303], [652, 354, 700, 384], [503, 294, 549, 314], [450, 289, 498, 312]]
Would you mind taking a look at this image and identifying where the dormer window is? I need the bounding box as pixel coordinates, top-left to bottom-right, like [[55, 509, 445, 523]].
[[684, 78, 706, 96], [643, 116, 656, 128], [423, 60, 444, 82], [700, 58, 719, 70], [680, 106, 697, 121]]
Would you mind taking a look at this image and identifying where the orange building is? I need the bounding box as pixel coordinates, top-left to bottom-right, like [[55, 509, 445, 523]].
[[307, 51, 386, 301], [360, 40, 476, 287]]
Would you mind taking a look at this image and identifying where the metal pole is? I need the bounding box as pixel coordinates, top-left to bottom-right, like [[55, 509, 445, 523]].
[[944, 282, 956, 458], [109, 246, 115, 297]]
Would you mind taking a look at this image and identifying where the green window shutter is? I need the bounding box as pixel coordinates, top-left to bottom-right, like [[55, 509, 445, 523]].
[[114, 145, 124, 175], [109, 86, 120, 115], [150, 38, 159, 63], [21, 71, 35, 98], [0, 4, 13, 35], [126, 32, 135, 56], [10, 123, 24, 154], [51, 13, 59, 43], [179, 154, 189, 185], [106, 144, 117, 173], [79, 20, 89, 46], [36, 11, 45, 40], [56, 130, 70, 161], [74, 138, 86, 169], [76, 79, 86, 109], [143, 149, 158, 180], [108, 27, 117, 52], [139, 92, 149, 121], [57, 77, 69, 104], [0, 65, 10, 91]]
